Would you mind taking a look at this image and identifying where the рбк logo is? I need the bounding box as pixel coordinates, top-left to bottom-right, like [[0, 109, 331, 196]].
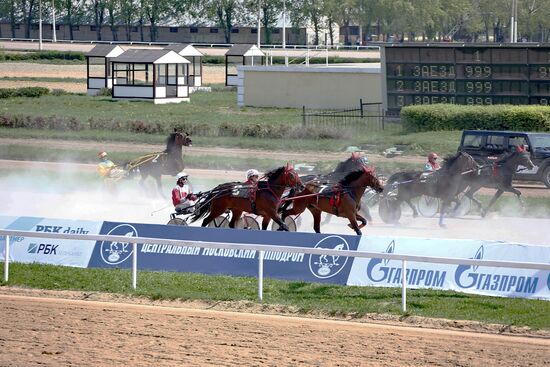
[[309, 235, 349, 279], [100, 224, 138, 265]]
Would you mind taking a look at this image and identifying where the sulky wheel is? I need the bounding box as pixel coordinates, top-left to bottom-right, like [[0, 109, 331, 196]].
[[417, 195, 440, 217], [449, 194, 472, 217], [208, 215, 230, 228], [378, 196, 401, 224], [271, 216, 298, 232], [167, 218, 187, 226], [237, 215, 260, 230]]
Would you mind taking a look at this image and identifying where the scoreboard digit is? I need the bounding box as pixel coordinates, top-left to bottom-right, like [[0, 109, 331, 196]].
[[381, 44, 550, 114]]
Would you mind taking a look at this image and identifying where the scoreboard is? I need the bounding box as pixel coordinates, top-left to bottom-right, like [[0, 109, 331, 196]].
[[381, 44, 550, 114]]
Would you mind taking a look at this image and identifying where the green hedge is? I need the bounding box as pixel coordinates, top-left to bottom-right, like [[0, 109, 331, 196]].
[[0, 50, 85, 61], [401, 104, 550, 132], [0, 87, 50, 98]]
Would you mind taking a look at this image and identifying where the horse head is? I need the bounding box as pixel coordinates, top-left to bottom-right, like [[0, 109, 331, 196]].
[[362, 166, 384, 193], [283, 163, 303, 189], [173, 131, 192, 147], [334, 152, 369, 174], [442, 151, 479, 176]]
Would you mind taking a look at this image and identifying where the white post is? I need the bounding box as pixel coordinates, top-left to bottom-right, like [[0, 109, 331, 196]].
[[52, 0, 57, 42], [258, 250, 264, 301], [283, 0, 288, 66], [132, 242, 137, 289], [39, 0, 43, 50], [3, 236, 9, 282], [401, 260, 407, 312], [326, 48, 328, 66], [257, 0, 261, 48], [510, 0, 517, 43], [306, 48, 309, 66]]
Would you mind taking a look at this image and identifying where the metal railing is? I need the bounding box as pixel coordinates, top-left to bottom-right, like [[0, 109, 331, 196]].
[[302, 100, 399, 133], [2, 229, 549, 312]]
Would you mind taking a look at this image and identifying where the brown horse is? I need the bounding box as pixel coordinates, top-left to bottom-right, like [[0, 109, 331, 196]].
[[281, 167, 384, 235], [126, 130, 192, 195], [189, 164, 303, 231]]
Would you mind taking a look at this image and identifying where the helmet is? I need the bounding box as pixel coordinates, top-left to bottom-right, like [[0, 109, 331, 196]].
[[98, 151, 108, 159], [428, 152, 438, 161], [246, 169, 259, 180], [176, 171, 188, 181]]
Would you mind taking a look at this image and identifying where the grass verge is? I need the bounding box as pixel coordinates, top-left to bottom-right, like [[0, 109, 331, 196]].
[[1, 262, 548, 330]]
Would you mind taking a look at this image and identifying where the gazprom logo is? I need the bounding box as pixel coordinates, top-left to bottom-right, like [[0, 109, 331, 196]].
[[454, 245, 538, 294], [366, 240, 446, 287], [309, 235, 349, 279], [100, 224, 138, 265]]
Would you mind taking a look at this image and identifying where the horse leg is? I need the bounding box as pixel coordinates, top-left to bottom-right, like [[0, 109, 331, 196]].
[[509, 187, 525, 209], [355, 213, 368, 229], [261, 216, 271, 231], [438, 201, 448, 228], [345, 212, 362, 235], [309, 207, 322, 233], [482, 189, 504, 217], [229, 209, 243, 228], [266, 209, 288, 231], [405, 198, 419, 217]]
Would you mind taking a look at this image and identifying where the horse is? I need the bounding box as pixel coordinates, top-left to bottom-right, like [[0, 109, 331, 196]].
[[383, 151, 480, 227], [462, 146, 535, 217], [283, 152, 376, 223], [189, 164, 303, 231], [281, 167, 384, 235], [127, 131, 192, 195]]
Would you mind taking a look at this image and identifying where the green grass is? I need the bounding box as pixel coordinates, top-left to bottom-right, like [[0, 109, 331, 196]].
[[1, 262, 549, 329]]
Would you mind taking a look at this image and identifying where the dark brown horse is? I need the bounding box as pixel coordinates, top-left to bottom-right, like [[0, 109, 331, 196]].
[[462, 146, 535, 217], [127, 131, 192, 195], [281, 167, 384, 235], [383, 151, 480, 227], [189, 164, 303, 231]]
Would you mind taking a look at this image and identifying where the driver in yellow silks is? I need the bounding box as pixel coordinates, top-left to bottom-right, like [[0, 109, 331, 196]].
[[97, 151, 116, 177]]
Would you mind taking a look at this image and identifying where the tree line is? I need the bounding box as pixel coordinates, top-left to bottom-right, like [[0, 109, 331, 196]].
[[1, 0, 550, 44]]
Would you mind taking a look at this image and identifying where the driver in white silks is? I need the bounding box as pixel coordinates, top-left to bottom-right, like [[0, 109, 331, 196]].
[[245, 169, 260, 185], [171, 171, 197, 213]]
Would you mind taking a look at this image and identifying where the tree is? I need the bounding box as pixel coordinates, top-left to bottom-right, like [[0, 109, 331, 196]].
[[89, 0, 106, 40], [193, 0, 249, 44]]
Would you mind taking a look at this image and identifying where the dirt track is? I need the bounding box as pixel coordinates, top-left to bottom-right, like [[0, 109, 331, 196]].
[[0, 290, 548, 367]]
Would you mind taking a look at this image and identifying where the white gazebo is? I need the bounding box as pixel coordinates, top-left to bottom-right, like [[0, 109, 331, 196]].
[[225, 44, 265, 86], [85, 44, 125, 96], [110, 49, 191, 104], [164, 44, 204, 90]]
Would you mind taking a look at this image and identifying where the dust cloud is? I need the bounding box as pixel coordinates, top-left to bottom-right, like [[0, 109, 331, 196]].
[[0, 160, 549, 246]]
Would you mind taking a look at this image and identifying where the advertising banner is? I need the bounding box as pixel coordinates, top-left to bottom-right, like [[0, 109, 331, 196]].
[[87, 221, 362, 285], [348, 236, 550, 300], [0, 216, 102, 267]]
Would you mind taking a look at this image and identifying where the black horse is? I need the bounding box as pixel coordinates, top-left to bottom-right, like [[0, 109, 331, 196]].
[[382, 151, 480, 227], [462, 146, 535, 217], [127, 131, 192, 195]]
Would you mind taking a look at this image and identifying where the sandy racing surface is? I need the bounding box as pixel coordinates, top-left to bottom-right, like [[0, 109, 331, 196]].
[[0, 290, 549, 367]]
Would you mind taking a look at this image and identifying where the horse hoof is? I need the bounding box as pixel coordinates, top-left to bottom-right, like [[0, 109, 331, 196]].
[[439, 223, 447, 228], [413, 212, 419, 218]]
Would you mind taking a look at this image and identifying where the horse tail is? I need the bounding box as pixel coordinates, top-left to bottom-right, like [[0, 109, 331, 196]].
[[188, 183, 234, 223], [188, 190, 214, 223]]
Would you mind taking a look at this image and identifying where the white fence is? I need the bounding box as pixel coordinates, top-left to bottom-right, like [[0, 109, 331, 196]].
[[2, 229, 550, 312]]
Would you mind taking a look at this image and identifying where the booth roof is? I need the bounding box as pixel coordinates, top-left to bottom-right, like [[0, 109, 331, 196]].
[[112, 49, 190, 64]]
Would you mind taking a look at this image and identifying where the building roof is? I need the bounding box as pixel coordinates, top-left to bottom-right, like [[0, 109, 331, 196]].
[[164, 44, 203, 57], [112, 49, 190, 64], [225, 44, 265, 57], [86, 44, 125, 58]]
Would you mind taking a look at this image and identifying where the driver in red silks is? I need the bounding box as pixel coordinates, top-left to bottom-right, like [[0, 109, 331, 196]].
[[424, 152, 441, 171], [172, 171, 197, 212]]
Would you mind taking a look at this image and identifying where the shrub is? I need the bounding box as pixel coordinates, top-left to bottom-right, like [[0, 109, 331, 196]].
[[0, 87, 50, 98], [96, 88, 112, 97], [401, 104, 550, 132]]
